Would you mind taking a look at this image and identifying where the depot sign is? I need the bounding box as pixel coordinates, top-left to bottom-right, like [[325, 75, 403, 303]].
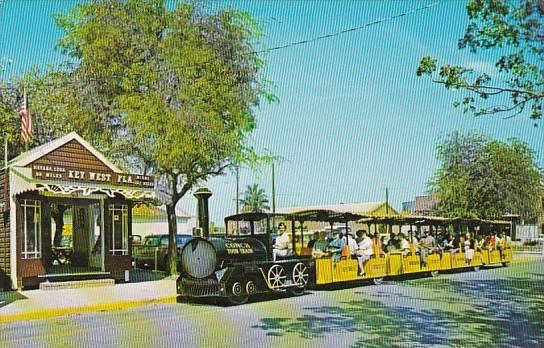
[[31, 164, 154, 188]]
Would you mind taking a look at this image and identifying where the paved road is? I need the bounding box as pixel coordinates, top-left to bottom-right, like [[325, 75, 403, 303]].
[[1, 259, 543, 348]]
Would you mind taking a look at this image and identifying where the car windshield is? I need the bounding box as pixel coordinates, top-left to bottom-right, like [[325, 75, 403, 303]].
[[176, 235, 192, 246]]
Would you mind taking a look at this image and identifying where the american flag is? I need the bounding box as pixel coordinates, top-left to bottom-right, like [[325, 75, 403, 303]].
[[19, 88, 33, 143]]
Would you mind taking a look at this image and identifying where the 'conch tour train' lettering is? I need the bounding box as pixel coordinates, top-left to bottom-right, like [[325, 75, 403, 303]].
[[224, 242, 254, 255]]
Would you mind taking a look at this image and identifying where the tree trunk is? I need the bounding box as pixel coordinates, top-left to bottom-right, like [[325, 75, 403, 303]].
[[166, 203, 178, 276], [52, 205, 68, 247]]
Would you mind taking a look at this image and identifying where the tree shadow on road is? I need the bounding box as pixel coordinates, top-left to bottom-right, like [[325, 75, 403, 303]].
[[251, 270, 544, 347], [0, 291, 27, 310]]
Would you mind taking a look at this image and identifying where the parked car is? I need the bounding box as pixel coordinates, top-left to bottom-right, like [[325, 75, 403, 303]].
[[132, 234, 193, 271], [130, 234, 142, 244]]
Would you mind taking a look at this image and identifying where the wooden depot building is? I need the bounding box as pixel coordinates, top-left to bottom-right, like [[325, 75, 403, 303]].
[[0, 132, 154, 289]]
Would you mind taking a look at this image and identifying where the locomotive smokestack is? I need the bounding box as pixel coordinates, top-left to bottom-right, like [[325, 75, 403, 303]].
[[194, 187, 213, 239]]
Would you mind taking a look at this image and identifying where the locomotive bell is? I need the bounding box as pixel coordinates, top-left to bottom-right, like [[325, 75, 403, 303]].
[[194, 187, 213, 239]]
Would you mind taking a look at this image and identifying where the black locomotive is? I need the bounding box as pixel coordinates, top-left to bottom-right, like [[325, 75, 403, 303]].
[[176, 209, 313, 305]]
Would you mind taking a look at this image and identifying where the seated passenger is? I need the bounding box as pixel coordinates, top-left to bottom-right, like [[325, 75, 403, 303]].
[[500, 232, 511, 248], [409, 234, 419, 253], [355, 230, 364, 244], [347, 232, 358, 258], [419, 232, 437, 267], [387, 234, 400, 253], [328, 232, 345, 262], [272, 223, 293, 261], [442, 234, 455, 252], [372, 232, 385, 257], [312, 231, 329, 258], [483, 234, 496, 251], [380, 235, 388, 254], [399, 234, 410, 256], [464, 232, 475, 264], [356, 230, 373, 276], [453, 234, 463, 254], [307, 231, 319, 249]]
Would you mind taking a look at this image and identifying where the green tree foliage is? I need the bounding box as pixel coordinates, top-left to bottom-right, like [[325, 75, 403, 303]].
[[50, 0, 270, 274], [417, 0, 544, 124], [240, 184, 270, 213], [429, 131, 544, 221], [0, 80, 25, 157]]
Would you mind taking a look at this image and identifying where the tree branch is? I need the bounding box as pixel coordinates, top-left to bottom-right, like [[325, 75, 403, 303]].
[[432, 79, 544, 98]]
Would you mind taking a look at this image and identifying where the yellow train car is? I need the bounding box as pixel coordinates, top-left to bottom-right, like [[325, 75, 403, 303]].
[[224, 211, 514, 292], [315, 255, 387, 285]]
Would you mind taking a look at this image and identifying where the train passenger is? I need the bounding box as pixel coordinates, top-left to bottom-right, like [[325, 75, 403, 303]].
[[312, 231, 329, 258], [464, 232, 475, 264], [483, 234, 496, 251], [419, 232, 437, 267], [307, 232, 319, 249], [477, 236, 485, 251], [409, 234, 419, 253], [355, 230, 364, 244], [499, 232, 511, 248], [347, 232, 358, 258], [494, 232, 502, 247], [453, 234, 463, 253], [496, 232, 509, 258], [272, 223, 293, 261], [399, 234, 410, 256], [387, 234, 400, 253], [372, 232, 385, 257], [442, 234, 455, 252], [380, 235, 388, 254], [328, 232, 345, 262], [356, 230, 373, 276]]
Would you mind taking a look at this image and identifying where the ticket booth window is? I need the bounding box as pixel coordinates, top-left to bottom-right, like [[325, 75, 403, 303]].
[[22, 199, 41, 259], [110, 204, 128, 255]]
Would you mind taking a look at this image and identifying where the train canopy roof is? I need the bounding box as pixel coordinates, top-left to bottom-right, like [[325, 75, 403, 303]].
[[224, 212, 289, 222], [276, 201, 398, 216], [358, 215, 511, 226]]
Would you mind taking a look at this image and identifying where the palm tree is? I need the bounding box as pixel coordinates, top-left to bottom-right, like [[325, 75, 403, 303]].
[[240, 184, 270, 213]]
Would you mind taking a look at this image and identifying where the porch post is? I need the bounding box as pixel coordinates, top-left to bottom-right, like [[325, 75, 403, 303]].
[[100, 198, 105, 272], [9, 192, 17, 289]]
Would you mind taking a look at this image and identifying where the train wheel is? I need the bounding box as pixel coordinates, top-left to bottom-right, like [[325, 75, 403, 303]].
[[228, 282, 249, 305], [245, 281, 256, 295], [267, 265, 286, 289], [430, 271, 439, 277], [292, 263, 309, 287], [287, 286, 305, 296], [372, 278, 384, 285]]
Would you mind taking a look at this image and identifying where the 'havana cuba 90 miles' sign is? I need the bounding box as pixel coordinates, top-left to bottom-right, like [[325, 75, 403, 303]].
[[31, 164, 154, 188]]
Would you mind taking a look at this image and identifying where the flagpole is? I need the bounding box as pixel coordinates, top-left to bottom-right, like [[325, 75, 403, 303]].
[[23, 86, 28, 152], [4, 136, 7, 170]]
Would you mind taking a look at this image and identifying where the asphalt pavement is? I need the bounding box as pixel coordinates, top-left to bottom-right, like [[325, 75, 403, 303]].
[[0, 257, 542, 348]]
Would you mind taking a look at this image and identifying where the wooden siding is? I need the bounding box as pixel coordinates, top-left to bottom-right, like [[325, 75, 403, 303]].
[[0, 211, 10, 289], [0, 170, 8, 212], [29, 139, 112, 173]]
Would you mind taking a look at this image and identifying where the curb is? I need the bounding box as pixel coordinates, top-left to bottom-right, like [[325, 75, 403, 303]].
[[0, 295, 177, 323]]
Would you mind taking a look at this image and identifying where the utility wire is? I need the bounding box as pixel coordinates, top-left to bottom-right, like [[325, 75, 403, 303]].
[[253, 2, 440, 54], [0, 2, 440, 92]]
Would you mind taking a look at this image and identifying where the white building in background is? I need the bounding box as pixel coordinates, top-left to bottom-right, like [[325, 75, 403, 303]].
[[132, 204, 196, 237]]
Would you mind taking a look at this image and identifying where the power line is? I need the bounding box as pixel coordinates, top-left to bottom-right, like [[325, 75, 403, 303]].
[[253, 2, 440, 54], [0, 2, 440, 92]]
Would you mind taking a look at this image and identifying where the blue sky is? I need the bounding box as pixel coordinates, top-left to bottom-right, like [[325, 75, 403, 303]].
[[1, 1, 542, 225]]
